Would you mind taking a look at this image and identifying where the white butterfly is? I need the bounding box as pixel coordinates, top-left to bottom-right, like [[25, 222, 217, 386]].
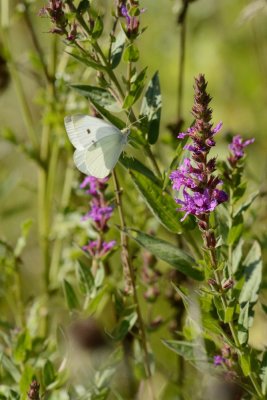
[[64, 115, 129, 179]]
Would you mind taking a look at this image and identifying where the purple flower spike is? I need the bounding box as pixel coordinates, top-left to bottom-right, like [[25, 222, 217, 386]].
[[170, 74, 228, 223]]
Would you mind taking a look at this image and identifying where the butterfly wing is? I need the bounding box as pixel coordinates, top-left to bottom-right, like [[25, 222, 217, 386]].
[[64, 115, 121, 150], [73, 149, 90, 175], [85, 134, 125, 178]]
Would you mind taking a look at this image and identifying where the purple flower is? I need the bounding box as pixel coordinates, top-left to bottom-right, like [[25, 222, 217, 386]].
[[102, 240, 116, 253], [84, 204, 113, 223], [119, 3, 145, 37], [229, 135, 255, 161], [80, 176, 108, 195], [170, 158, 203, 192], [83, 240, 116, 258], [214, 355, 225, 366], [175, 188, 228, 221]]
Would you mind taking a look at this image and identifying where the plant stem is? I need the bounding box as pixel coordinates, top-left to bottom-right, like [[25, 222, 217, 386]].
[[112, 169, 155, 398], [23, 1, 52, 84], [1, 28, 38, 150], [177, 0, 189, 122]]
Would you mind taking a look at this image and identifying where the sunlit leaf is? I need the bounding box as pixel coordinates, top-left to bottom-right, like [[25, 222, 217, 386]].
[[43, 360, 56, 387], [111, 30, 125, 69], [129, 170, 185, 234], [63, 280, 79, 310], [140, 72, 161, 145]]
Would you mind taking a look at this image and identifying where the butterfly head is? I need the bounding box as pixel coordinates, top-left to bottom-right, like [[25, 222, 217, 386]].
[[121, 129, 130, 144]]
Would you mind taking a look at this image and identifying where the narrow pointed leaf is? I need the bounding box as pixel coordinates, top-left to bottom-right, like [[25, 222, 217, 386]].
[[68, 52, 107, 72], [140, 71, 161, 145], [125, 228, 203, 281], [238, 241, 262, 344], [129, 169, 191, 234], [70, 85, 120, 112], [120, 155, 159, 184], [71, 85, 125, 129], [111, 30, 125, 69], [63, 279, 79, 310]]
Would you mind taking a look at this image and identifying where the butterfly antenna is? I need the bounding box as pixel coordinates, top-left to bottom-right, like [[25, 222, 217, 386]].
[[126, 114, 147, 130]]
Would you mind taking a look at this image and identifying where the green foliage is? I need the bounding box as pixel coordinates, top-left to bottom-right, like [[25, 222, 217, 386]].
[[0, 0, 266, 399], [125, 228, 204, 281], [140, 72, 162, 145]]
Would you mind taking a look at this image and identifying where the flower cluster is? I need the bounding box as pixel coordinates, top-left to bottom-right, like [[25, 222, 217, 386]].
[[228, 135, 254, 167], [213, 344, 236, 369], [170, 74, 228, 224], [39, 0, 77, 41], [116, 0, 144, 38], [81, 176, 116, 259]]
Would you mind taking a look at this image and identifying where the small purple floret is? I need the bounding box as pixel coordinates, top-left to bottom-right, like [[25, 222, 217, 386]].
[[80, 176, 108, 195], [84, 204, 113, 223], [83, 240, 116, 258], [214, 355, 225, 366], [229, 135, 255, 160]]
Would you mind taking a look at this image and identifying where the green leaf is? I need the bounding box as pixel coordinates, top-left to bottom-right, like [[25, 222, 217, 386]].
[[123, 67, 147, 109], [238, 302, 249, 345], [63, 279, 79, 310], [234, 191, 259, 218], [239, 351, 251, 376], [77, 261, 94, 295], [92, 16, 104, 39], [120, 155, 159, 184], [19, 365, 34, 400], [129, 169, 185, 234], [0, 353, 20, 382], [163, 340, 206, 361], [260, 351, 267, 395], [232, 239, 244, 275], [70, 85, 119, 112], [238, 241, 262, 345], [68, 52, 107, 73], [77, 0, 90, 14], [126, 229, 204, 281], [71, 85, 125, 129], [13, 330, 32, 363], [123, 44, 139, 62], [213, 296, 224, 322], [43, 360, 56, 387], [112, 311, 137, 341], [87, 285, 109, 314], [239, 241, 262, 305], [227, 214, 243, 246], [140, 72, 161, 145], [111, 30, 125, 69]]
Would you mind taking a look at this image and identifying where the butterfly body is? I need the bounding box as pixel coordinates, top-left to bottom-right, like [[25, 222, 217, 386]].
[[64, 115, 129, 178]]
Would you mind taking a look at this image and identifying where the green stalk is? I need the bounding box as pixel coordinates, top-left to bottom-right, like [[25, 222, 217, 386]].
[[112, 169, 155, 399], [0, 28, 38, 150]]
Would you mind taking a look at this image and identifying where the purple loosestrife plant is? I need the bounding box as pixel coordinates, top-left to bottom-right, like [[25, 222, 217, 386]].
[[170, 74, 228, 247]]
